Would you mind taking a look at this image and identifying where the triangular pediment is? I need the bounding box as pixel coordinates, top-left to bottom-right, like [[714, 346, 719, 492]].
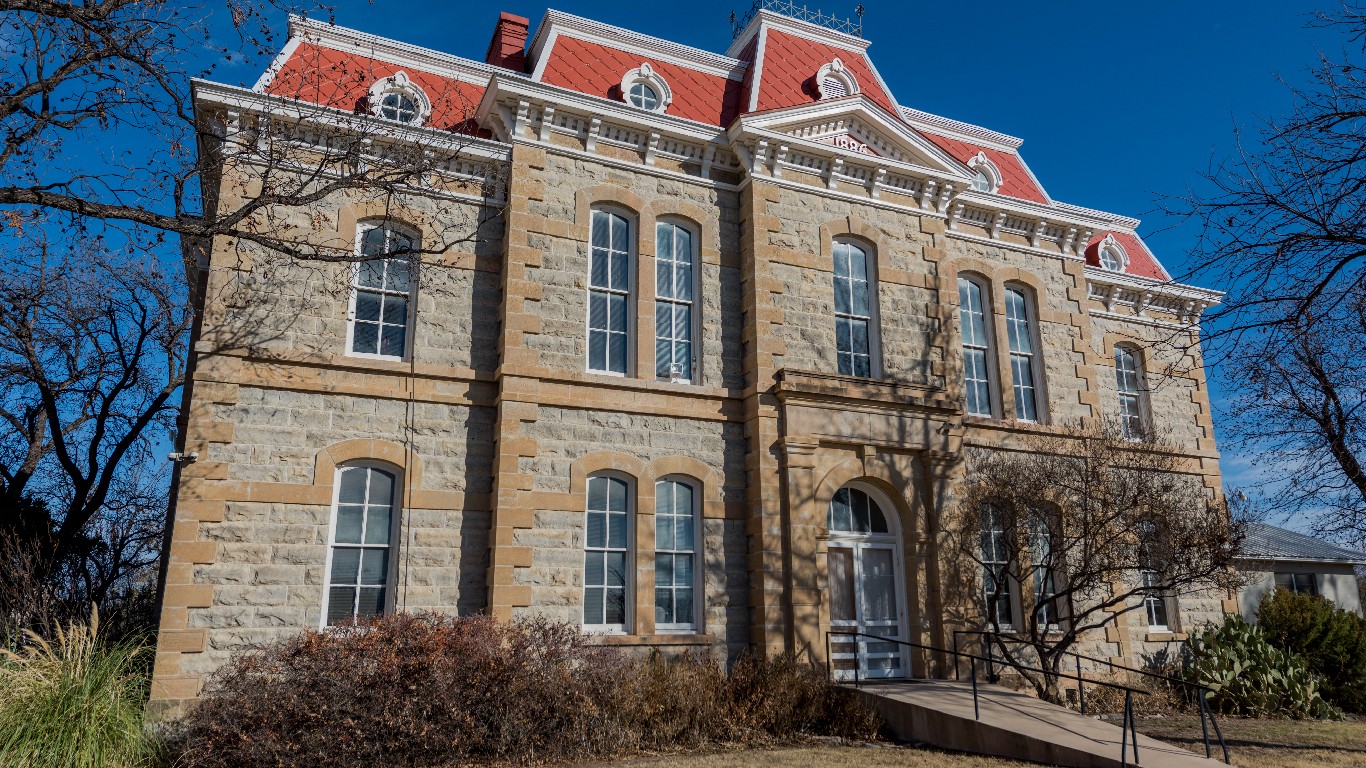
[[740, 98, 972, 181]]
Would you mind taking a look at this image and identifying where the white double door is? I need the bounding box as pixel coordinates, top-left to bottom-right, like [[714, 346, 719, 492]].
[[828, 537, 907, 680]]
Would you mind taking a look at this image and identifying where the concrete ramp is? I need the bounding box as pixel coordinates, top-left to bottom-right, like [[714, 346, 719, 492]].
[[851, 680, 1226, 768]]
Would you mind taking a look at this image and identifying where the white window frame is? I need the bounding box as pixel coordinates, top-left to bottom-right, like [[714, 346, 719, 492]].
[[654, 219, 699, 383], [367, 71, 432, 126], [654, 476, 701, 633], [958, 276, 997, 417], [1140, 569, 1173, 631], [980, 503, 1018, 631], [965, 152, 1003, 194], [1028, 510, 1063, 631], [1004, 285, 1044, 423], [346, 223, 418, 362], [620, 63, 672, 113], [1096, 233, 1130, 272], [320, 462, 402, 629], [832, 238, 879, 378], [583, 473, 633, 634], [587, 207, 635, 377], [1114, 344, 1148, 440]]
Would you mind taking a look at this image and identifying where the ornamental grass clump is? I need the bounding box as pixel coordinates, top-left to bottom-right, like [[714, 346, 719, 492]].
[[0, 609, 160, 768], [171, 613, 879, 768]]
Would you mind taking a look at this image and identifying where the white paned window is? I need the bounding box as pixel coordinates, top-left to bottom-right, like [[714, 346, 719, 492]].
[[584, 475, 630, 631], [655, 222, 695, 382], [958, 277, 994, 416], [980, 504, 1013, 628], [349, 225, 415, 359], [971, 170, 991, 192], [589, 209, 632, 375], [828, 487, 890, 534], [655, 479, 697, 631], [324, 465, 397, 626], [628, 82, 659, 110], [380, 92, 418, 123], [1115, 345, 1147, 439], [1029, 511, 1060, 629], [1141, 570, 1170, 630], [1004, 287, 1040, 422], [833, 241, 873, 378], [1100, 247, 1123, 271]]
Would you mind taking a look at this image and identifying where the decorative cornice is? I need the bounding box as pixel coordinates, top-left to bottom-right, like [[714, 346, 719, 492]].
[[898, 106, 1023, 150], [285, 14, 522, 86], [530, 9, 748, 80]]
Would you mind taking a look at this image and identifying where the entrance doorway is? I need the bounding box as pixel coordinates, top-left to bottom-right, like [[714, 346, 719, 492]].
[[826, 485, 907, 680]]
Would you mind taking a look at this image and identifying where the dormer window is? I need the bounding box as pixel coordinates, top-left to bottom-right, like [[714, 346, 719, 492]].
[[1097, 234, 1129, 272], [620, 63, 671, 113], [816, 58, 860, 100], [965, 152, 1002, 194], [368, 72, 431, 126]]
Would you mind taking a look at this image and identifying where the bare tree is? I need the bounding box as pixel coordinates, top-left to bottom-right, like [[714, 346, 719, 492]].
[[0, 235, 189, 632], [951, 421, 1243, 704]]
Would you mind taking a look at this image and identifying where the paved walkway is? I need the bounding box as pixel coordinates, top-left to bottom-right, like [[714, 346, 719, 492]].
[[850, 679, 1228, 768]]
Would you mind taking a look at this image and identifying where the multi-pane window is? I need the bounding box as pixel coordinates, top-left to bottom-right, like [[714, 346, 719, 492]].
[[833, 241, 873, 378], [589, 209, 632, 375], [1029, 511, 1060, 628], [655, 222, 695, 381], [958, 277, 994, 416], [980, 504, 1013, 628], [1275, 572, 1318, 596], [325, 466, 397, 626], [1004, 287, 1040, 421], [829, 487, 890, 533], [584, 475, 630, 631], [1099, 247, 1123, 271], [971, 170, 991, 192], [1141, 570, 1170, 630], [655, 479, 697, 630], [350, 226, 415, 359], [1115, 345, 1147, 439], [628, 82, 659, 110], [379, 92, 418, 122]]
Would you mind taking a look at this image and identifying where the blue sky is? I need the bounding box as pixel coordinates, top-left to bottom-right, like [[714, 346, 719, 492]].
[[208, 1, 1345, 511]]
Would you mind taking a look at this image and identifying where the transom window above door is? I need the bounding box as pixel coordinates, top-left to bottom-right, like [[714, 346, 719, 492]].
[[828, 487, 889, 534]]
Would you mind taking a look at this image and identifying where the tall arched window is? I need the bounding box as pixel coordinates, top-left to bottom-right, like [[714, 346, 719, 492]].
[[589, 209, 633, 375], [980, 503, 1014, 628], [324, 464, 399, 626], [349, 224, 416, 360], [833, 240, 874, 378], [584, 474, 631, 631], [1114, 345, 1148, 439], [1004, 286, 1041, 422], [1028, 508, 1061, 629], [654, 478, 698, 631], [655, 221, 696, 382], [958, 276, 994, 417]]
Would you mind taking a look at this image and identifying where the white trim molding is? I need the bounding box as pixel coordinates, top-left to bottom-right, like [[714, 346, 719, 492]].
[[620, 62, 673, 113], [966, 151, 1002, 193], [816, 58, 860, 100], [1096, 233, 1129, 272], [367, 71, 432, 126]]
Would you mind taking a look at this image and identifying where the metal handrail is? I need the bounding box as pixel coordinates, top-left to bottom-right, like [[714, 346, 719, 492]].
[[825, 629, 1149, 768], [953, 629, 1229, 764]]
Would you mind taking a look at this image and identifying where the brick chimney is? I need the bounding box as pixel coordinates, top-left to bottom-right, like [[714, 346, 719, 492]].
[[485, 12, 529, 72]]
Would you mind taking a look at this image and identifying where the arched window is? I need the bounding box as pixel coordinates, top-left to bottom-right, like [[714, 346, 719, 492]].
[[1028, 508, 1062, 629], [620, 63, 672, 113], [1114, 345, 1148, 439], [1137, 521, 1175, 630], [965, 152, 1002, 194], [589, 208, 633, 375], [1096, 234, 1129, 272], [833, 240, 874, 378], [827, 487, 889, 533], [815, 58, 859, 100], [1004, 286, 1041, 422], [655, 220, 696, 382], [980, 503, 1014, 629], [957, 276, 994, 417], [584, 474, 631, 631], [324, 464, 399, 626], [367, 72, 431, 125], [655, 478, 698, 631], [971, 170, 991, 192], [349, 224, 416, 360]]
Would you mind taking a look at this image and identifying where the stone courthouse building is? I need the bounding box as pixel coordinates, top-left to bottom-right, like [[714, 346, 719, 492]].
[[151, 2, 1230, 714]]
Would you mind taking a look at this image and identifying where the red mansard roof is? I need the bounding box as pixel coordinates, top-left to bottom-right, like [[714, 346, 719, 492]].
[[1085, 232, 1170, 281], [264, 41, 486, 133], [750, 28, 895, 116], [919, 133, 1048, 204], [539, 35, 745, 126]]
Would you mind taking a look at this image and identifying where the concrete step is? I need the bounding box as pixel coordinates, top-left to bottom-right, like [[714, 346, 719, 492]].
[[850, 679, 1227, 768]]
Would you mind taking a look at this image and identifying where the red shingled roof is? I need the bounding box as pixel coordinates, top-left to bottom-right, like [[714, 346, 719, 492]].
[[538, 35, 745, 126], [264, 41, 486, 133], [1085, 231, 1170, 281], [751, 28, 895, 115], [919, 133, 1048, 204]]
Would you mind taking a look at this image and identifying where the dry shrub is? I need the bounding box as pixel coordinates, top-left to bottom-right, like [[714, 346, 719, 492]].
[[170, 613, 879, 768]]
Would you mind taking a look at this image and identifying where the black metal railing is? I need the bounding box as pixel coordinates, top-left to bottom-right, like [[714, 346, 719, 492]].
[[952, 629, 1229, 764], [826, 629, 1149, 768], [731, 1, 865, 39]]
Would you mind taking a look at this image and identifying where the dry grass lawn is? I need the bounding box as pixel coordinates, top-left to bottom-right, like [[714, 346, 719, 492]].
[[583, 744, 1034, 768], [1137, 715, 1366, 768]]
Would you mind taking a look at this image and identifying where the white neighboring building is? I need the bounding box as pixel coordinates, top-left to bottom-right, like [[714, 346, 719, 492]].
[[1237, 523, 1366, 620]]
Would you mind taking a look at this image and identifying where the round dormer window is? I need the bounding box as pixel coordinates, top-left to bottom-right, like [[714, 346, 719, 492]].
[[1100, 247, 1123, 271], [380, 92, 419, 123], [367, 71, 431, 126], [971, 170, 992, 192], [628, 82, 659, 111], [620, 63, 671, 113]]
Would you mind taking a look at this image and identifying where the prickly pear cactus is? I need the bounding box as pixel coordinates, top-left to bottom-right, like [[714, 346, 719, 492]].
[[1184, 615, 1339, 720]]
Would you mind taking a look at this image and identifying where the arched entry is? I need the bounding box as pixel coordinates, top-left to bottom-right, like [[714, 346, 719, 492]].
[[826, 484, 908, 680]]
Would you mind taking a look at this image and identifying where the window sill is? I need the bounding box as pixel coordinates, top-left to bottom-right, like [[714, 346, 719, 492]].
[[1145, 631, 1186, 642], [584, 633, 717, 647]]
